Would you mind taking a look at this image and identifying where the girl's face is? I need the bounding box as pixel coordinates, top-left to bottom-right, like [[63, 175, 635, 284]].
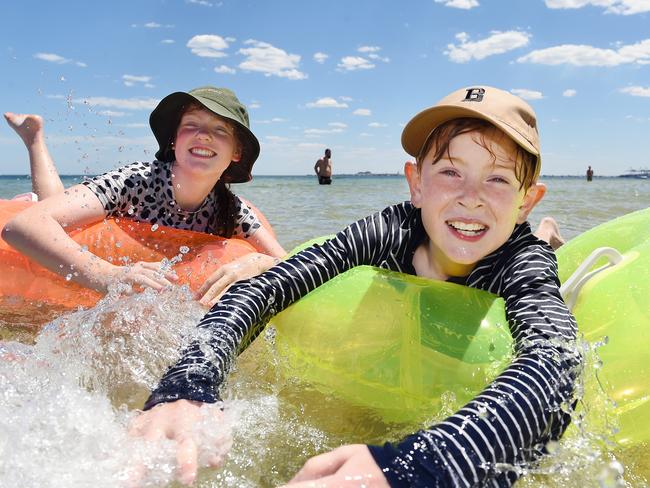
[[406, 130, 541, 278], [173, 107, 241, 181]]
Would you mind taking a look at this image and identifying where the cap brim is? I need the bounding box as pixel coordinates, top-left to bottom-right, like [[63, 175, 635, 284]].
[[401, 104, 538, 160]]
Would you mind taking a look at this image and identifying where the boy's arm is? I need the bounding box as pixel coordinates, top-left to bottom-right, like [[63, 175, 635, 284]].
[[143, 206, 397, 409], [368, 243, 580, 487]]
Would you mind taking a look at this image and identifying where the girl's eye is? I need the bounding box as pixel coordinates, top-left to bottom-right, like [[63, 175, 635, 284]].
[[440, 168, 459, 177]]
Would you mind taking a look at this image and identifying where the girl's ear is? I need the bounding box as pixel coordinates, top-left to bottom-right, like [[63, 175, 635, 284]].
[[516, 182, 546, 224], [231, 143, 242, 163], [404, 161, 422, 207]]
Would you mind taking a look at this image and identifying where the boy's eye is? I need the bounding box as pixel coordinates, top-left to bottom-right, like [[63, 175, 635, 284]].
[[439, 168, 459, 177], [489, 176, 510, 184]]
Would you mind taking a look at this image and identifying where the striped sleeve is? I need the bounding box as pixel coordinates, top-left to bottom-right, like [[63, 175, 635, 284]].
[[143, 204, 404, 409], [368, 228, 581, 487]]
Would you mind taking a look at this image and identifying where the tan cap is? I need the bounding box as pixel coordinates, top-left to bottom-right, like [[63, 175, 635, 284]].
[[402, 86, 541, 177]]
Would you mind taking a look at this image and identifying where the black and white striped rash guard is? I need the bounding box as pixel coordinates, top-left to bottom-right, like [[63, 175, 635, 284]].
[[145, 201, 580, 487]]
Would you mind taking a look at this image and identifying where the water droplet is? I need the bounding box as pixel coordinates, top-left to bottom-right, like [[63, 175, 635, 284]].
[[115, 241, 122, 248], [179, 246, 190, 254], [151, 224, 159, 232], [65, 274, 72, 281]]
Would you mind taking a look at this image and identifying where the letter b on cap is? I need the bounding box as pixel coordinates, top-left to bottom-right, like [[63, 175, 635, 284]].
[[463, 88, 485, 102]]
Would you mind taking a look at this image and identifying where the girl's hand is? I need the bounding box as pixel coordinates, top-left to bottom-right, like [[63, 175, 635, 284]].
[[98, 261, 178, 293], [196, 252, 279, 307], [280, 445, 390, 488]]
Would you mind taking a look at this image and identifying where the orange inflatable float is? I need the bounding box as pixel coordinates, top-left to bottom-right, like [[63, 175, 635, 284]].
[[0, 200, 272, 308]]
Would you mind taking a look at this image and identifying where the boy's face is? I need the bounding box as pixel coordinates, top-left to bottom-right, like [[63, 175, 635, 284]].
[[173, 108, 241, 180], [405, 130, 543, 278]]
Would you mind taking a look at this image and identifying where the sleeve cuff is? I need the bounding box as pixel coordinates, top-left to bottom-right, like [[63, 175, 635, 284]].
[[143, 377, 222, 411]]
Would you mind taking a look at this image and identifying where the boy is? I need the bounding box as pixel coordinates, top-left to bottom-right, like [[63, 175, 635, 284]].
[[134, 86, 579, 487]]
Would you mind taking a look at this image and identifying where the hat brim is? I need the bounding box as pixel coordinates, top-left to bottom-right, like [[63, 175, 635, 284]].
[[401, 104, 539, 163], [149, 92, 260, 183]]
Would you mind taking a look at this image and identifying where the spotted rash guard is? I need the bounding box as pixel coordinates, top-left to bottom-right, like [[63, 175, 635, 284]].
[[82, 160, 262, 238], [145, 201, 580, 487]]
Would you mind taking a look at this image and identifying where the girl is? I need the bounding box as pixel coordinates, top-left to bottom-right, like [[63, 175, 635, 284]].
[[2, 86, 286, 307]]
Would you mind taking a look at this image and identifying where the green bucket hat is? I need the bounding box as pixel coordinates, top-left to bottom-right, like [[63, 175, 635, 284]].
[[149, 86, 260, 183]]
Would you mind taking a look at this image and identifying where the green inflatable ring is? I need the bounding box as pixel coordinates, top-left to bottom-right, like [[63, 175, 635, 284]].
[[270, 208, 650, 445]]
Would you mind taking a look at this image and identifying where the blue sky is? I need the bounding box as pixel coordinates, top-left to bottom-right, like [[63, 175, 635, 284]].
[[0, 0, 648, 176]]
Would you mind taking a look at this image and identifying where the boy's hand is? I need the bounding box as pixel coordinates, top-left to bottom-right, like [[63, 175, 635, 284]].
[[128, 400, 231, 486], [197, 253, 278, 307], [280, 445, 390, 488]]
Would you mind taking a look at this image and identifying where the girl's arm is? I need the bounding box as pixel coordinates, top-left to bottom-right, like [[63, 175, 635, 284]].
[[196, 199, 287, 306], [1, 184, 176, 293]]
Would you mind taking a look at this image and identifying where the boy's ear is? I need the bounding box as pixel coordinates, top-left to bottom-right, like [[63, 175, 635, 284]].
[[516, 182, 546, 224], [404, 161, 422, 207]]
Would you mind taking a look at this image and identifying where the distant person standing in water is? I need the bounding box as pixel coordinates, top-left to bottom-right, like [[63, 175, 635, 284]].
[[586, 165, 594, 182], [314, 148, 332, 185]]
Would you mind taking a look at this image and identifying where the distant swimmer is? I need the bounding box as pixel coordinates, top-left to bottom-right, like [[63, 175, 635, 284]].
[[586, 165, 594, 182], [314, 148, 332, 185]]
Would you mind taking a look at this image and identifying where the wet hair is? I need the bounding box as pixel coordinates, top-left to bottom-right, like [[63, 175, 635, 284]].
[[325, 148, 331, 158], [415, 118, 538, 191], [164, 102, 241, 238]]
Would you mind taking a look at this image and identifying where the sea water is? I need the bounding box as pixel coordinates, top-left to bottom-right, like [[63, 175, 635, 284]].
[[0, 174, 649, 487]]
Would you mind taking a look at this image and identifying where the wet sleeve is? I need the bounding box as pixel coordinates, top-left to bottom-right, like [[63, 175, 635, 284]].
[[368, 245, 581, 487], [81, 161, 150, 216], [144, 206, 399, 409]]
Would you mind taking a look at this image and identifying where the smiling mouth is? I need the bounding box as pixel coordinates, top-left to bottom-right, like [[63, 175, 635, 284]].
[[446, 220, 488, 237], [189, 147, 216, 158]]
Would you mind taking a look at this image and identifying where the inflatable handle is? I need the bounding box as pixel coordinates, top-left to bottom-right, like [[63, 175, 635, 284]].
[[560, 246, 624, 310]]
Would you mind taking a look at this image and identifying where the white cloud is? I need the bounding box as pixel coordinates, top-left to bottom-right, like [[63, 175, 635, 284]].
[[368, 53, 390, 62], [353, 108, 372, 116], [435, 0, 480, 9], [255, 118, 287, 124], [358, 46, 381, 53], [266, 135, 289, 143], [445, 30, 530, 62], [187, 34, 229, 58], [337, 56, 375, 71], [161, 39, 175, 44], [187, 0, 213, 6], [563, 89, 577, 97], [226, 36, 236, 43], [511, 88, 544, 100], [98, 110, 127, 117], [214, 65, 236, 74], [339, 96, 353, 102], [314, 52, 329, 64], [145, 22, 161, 28], [306, 97, 349, 108], [545, 0, 650, 15], [122, 74, 153, 87], [249, 101, 261, 109], [304, 127, 344, 135], [368, 122, 388, 127], [74, 96, 160, 110], [329, 122, 347, 128], [238, 40, 307, 80], [34, 52, 87, 67], [517, 39, 650, 66], [620, 85, 650, 97]]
